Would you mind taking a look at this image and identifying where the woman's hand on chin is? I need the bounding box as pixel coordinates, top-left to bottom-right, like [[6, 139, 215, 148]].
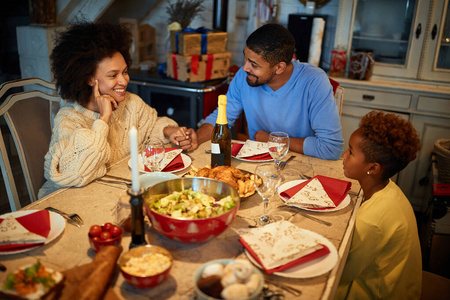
[[93, 80, 117, 123]]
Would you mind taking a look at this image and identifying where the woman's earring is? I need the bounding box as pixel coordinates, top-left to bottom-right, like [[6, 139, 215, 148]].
[[367, 171, 370, 175]]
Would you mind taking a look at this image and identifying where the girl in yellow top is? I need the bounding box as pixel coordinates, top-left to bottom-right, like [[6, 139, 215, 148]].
[[337, 111, 422, 299]]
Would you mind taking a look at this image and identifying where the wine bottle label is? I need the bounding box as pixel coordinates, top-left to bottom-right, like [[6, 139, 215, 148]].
[[211, 143, 221, 154], [211, 153, 225, 167]]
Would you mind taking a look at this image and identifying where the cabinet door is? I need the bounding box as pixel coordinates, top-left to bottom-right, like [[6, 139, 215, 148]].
[[337, 0, 430, 79], [419, 0, 450, 82], [399, 115, 450, 210]]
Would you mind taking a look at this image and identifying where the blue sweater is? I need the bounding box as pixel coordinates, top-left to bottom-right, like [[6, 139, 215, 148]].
[[204, 61, 344, 160]]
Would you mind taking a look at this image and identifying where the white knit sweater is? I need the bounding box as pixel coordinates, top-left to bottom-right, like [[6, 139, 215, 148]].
[[38, 92, 178, 198]]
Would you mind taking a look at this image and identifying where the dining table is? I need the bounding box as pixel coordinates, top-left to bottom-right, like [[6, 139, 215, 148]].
[[0, 140, 362, 300]]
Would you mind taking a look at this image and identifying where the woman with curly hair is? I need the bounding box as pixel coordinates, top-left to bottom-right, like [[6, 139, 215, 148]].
[[336, 111, 422, 299], [38, 22, 198, 198]]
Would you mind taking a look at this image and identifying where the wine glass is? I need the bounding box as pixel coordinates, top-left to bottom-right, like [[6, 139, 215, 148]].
[[254, 163, 282, 226], [141, 137, 165, 172], [268, 131, 290, 169]]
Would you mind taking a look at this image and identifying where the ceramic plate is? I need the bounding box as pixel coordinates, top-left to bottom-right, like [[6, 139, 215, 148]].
[[128, 153, 191, 174], [277, 180, 351, 212], [232, 142, 273, 163], [245, 228, 338, 278], [0, 210, 65, 255]]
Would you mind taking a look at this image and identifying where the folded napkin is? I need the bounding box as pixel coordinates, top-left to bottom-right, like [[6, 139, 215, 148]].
[[144, 148, 184, 172], [232, 141, 272, 160], [280, 175, 352, 210], [237, 221, 330, 274], [0, 210, 51, 252]]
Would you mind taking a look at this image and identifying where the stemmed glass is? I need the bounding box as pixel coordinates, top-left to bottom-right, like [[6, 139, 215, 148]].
[[254, 163, 282, 226], [141, 137, 165, 172], [268, 131, 290, 169]]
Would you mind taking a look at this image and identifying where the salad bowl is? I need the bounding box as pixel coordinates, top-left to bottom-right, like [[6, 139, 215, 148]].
[[143, 177, 240, 243]]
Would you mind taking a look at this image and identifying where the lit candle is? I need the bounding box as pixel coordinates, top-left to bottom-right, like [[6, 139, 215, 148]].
[[129, 126, 140, 193]]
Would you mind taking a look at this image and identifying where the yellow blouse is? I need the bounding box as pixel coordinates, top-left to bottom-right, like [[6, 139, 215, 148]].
[[336, 180, 422, 299]]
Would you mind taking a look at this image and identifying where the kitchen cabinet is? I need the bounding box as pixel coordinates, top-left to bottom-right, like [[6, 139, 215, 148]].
[[334, 0, 450, 211], [336, 77, 450, 211], [335, 0, 450, 82]]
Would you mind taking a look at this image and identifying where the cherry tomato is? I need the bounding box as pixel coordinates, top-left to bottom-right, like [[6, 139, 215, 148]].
[[103, 222, 113, 232], [100, 231, 112, 241], [89, 225, 102, 237], [91, 236, 100, 242], [110, 225, 122, 237]]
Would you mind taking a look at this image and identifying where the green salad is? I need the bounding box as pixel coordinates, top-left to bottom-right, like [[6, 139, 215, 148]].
[[145, 188, 236, 219]]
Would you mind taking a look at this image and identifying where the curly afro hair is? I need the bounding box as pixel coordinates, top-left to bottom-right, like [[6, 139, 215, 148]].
[[246, 23, 295, 67], [358, 111, 421, 179], [50, 22, 133, 106]]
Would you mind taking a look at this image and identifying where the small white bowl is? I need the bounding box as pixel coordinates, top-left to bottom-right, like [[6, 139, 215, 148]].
[[139, 172, 178, 189]]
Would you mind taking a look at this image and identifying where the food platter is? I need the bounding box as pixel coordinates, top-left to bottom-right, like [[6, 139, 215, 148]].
[[183, 166, 257, 199]]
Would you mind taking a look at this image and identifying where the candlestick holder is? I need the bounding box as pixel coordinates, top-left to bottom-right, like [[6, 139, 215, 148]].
[[127, 187, 147, 249]]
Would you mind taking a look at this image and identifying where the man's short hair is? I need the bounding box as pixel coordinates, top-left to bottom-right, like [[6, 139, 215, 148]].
[[246, 23, 295, 66]]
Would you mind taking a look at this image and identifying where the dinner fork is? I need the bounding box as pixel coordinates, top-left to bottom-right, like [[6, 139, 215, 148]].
[[279, 155, 296, 170], [45, 207, 84, 227]]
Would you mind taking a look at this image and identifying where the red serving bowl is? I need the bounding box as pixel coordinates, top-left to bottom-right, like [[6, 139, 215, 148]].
[[119, 245, 172, 289], [144, 177, 240, 244], [88, 228, 122, 253]]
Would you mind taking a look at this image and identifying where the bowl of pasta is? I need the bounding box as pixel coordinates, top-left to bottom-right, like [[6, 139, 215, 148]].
[[143, 177, 240, 244], [119, 245, 173, 289]]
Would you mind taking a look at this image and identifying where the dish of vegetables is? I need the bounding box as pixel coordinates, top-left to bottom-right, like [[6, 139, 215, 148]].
[[145, 188, 236, 219]]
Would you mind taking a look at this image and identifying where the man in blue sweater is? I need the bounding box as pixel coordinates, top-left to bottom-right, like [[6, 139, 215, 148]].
[[196, 23, 343, 160]]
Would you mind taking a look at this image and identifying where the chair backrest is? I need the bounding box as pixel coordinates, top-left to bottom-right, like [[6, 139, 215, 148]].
[[0, 78, 61, 211], [335, 86, 344, 118], [329, 77, 344, 118]]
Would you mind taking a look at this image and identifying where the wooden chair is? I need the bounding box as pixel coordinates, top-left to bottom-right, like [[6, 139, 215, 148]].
[[421, 270, 450, 299], [0, 78, 61, 211], [329, 77, 344, 118]]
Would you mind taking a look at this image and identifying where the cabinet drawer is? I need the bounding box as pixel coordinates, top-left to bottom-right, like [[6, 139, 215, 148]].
[[344, 87, 412, 109], [417, 96, 450, 115]]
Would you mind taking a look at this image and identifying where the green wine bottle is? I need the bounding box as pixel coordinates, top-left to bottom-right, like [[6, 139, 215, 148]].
[[211, 95, 231, 167]]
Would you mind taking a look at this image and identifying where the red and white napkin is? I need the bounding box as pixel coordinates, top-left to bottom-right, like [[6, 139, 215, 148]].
[[232, 140, 272, 160], [280, 175, 352, 210], [144, 148, 184, 172], [237, 221, 330, 274], [0, 210, 51, 252]]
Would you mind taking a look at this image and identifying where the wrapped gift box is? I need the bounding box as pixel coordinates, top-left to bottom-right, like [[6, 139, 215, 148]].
[[170, 30, 227, 56], [166, 52, 231, 82]]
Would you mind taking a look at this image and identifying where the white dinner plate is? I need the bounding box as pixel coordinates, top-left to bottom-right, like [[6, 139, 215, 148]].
[[128, 153, 191, 174], [0, 210, 65, 255], [231, 142, 274, 163], [245, 228, 338, 278], [278, 180, 351, 212]]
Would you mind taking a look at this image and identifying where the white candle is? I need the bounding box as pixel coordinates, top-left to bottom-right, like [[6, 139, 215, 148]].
[[129, 126, 140, 193]]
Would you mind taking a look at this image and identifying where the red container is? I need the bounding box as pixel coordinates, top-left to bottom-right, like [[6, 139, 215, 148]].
[[88, 234, 122, 253], [119, 245, 172, 289], [144, 178, 240, 244]]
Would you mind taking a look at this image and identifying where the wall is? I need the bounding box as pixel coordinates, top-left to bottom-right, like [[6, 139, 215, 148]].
[[141, 0, 341, 70]]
